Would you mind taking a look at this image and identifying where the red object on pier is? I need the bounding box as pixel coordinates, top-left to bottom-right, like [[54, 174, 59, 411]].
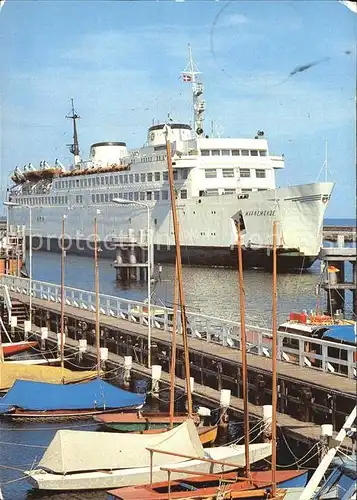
[[2, 341, 37, 358], [289, 311, 307, 323]]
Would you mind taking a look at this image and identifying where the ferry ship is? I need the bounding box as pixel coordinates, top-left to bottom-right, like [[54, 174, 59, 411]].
[[6, 48, 334, 271]]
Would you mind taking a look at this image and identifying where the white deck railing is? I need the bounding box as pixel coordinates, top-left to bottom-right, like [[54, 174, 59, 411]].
[[0, 274, 356, 379]]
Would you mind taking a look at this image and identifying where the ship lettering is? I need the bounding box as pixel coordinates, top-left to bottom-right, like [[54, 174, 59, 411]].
[[244, 210, 276, 217]]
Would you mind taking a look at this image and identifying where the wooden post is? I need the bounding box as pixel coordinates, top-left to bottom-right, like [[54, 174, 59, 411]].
[[165, 131, 193, 418], [169, 261, 179, 429], [60, 215, 65, 380], [271, 220, 278, 497], [94, 217, 101, 377], [236, 220, 250, 478]]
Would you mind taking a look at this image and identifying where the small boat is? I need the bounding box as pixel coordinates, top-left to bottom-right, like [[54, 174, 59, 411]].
[[0, 362, 98, 392], [25, 420, 272, 491], [308, 454, 356, 499], [106, 469, 308, 499], [2, 341, 37, 358], [94, 411, 200, 432], [132, 425, 218, 446], [0, 377, 145, 418]]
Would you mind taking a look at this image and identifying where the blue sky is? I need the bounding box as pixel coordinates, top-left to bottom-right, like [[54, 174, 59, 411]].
[[0, 0, 355, 217]]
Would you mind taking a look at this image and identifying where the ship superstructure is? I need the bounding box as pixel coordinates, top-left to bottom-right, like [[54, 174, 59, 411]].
[[7, 48, 333, 270]]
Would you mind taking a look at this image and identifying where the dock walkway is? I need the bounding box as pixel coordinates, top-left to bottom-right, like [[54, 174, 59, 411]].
[[14, 292, 355, 397]]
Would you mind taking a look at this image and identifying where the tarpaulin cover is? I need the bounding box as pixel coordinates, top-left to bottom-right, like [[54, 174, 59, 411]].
[[322, 324, 356, 344], [0, 378, 145, 414], [0, 363, 98, 392], [38, 419, 204, 473]]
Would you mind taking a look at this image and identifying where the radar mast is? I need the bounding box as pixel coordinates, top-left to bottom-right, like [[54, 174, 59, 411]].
[[66, 99, 81, 167], [181, 44, 205, 137]]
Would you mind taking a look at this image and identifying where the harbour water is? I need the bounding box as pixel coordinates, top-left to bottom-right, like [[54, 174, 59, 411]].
[[1, 239, 354, 499]]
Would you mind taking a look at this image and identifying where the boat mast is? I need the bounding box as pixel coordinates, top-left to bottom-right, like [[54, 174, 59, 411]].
[[66, 98, 81, 167], [94, 217, 101, 377], [235, 218, 251, 478], [169, 262, 179, 429], [271, 221, 278, 496], [165, 127, 193, 418], [60, 215, 66, 380], [182, 44, 205, 137]]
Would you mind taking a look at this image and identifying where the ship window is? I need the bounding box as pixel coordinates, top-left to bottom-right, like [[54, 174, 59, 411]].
[[221, 150, 230, 156], [147, 172, 153, 182], [109, 193, 113, 201], [181, 169, 189, 180], [241, 149, 249, 156], [83, 179, 87, 187], [128, 192, 133, 201], [121, 192, 127, 199], [104, 193, 108, 202], [240, 169, 250, 177], [205, 169, 217, 178], [163, 171, 168, 181], [258, 188, 267, 191], [141, 173, 146, 182], [250, 150, 258, 156], [100, 194, 104, 202], [65, 196, 68, 204], [95, 194, 99, 202], [224, 189, 235, 195], [109, 176, 113, 185], [96, 177, 100, 186], [223, 168, 234, 178], [147, 191, 152, 201], [242, 189, 252, 192], [259, 150, 267, 156], [135, 173, 139, 182], [256, 169, 266, 178], [206, 189, 219, 196], [154, 172, 160, 181], [180, 189, 187, 199], [114, 175, 118, 185], [134, 192, 139, 201], [55, 196, 58, 204], [100, 177, 104, 185], [104, 177, 108, 185], [129, 174, 133, 183], [211, 149, 220, 156], [201, 149, 210, 156], [76, 179, 80, 187], [124, 174, 128, 183], [140, 191, 145, 201], [173, 170, 178, 181], [153, 191, 160, 201], [162, 190, 169, 200], [92, 194, 95, 203], [79, 179, 83, 188]]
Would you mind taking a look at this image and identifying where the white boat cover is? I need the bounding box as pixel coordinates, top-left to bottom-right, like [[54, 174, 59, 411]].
[[38, 419, 204, 474]]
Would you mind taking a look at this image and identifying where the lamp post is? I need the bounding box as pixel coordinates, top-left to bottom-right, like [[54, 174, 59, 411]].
[[3, 202, 32, 325], [113, 198, 152, 367]]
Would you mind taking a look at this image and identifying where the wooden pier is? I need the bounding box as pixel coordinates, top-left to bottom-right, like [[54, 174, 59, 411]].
[[2, 287, 356, 448]]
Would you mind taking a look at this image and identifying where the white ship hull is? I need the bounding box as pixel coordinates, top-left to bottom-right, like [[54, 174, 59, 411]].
[[9, 181, 333, 270]]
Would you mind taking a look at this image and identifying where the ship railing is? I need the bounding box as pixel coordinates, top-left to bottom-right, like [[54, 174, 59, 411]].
[[0, 283, 12, 319], [0, 274, 355, 378]]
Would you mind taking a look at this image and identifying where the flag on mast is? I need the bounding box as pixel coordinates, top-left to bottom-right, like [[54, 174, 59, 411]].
[[182, 73, 193, 82]]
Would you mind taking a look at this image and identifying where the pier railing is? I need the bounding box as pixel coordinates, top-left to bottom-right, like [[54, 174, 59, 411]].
[[0, 274, 356, 379]]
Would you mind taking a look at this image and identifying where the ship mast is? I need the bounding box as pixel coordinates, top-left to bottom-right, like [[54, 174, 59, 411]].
[[66, 98, 81, 168], [181, 44, 205, 137]]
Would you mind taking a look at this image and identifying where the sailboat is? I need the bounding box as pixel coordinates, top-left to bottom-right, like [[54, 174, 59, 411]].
[[24, 419, 272, 490], [107, 221, 309, 500], [0, 216, 146, 414], [95, 130, 216, 445]]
